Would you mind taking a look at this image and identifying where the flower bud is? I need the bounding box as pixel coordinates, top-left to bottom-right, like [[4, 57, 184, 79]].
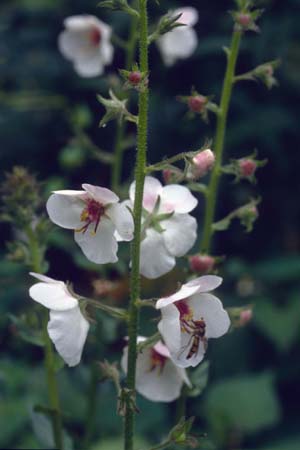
[[188, 95, 206, 113], [189, 255, 215, 274], [187, 149, 215, 180], [238, 203, 259, 232], [239, 309, 253, 326], [128, 71, 142, 86], [162, 167, 183, 184], [236, 12, 252, 28], [239, 159, 257, 178]]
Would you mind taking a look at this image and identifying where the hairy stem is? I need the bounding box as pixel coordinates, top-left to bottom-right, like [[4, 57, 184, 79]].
[[112, 7, 139, 192], [200, 31, 242, 253], [124, 1, 148, 449], [26, 227, 64, 450]]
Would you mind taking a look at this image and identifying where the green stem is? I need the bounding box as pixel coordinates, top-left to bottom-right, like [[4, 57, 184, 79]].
[[200, 31, 242, 253], [124, 1, 148, 449], [83, 364, 99, 448], [112, 8, 139, 192], [26, 227, 64, 450]]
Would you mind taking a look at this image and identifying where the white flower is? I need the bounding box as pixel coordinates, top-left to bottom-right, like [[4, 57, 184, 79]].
[[121, 337, 191, 402], [29, 273, 89, 367], [128, 176, 198, 279], [46, 184, 134, 264], [58, 15, 114, 77], [156, 276, 230, 368], [157, 7, 199, 66]]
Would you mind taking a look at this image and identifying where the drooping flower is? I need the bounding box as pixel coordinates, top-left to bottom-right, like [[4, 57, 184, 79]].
[[121, 337, 191, 402], [156, 276, 230, 368], [58, 15, 114, 77], [128, 176, 198, 279], [157, 7, 199, 67], [46, 184, 134, 264], [29, 273, 89, 367]]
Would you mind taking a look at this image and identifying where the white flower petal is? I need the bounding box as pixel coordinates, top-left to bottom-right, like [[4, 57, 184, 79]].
[[171, 329, 206, 368], [74, 216, 118, 264], [48, 307, 89, 367], [157, 305, 181, 355], [58, 30, 94, 61], [129, 176, 162, 212], [74, 54, 104, 77], [188, 293, 230, 339], [160, 184, 198, 213], [64, 15, 99, 31], [121, 345, 184, 402], [162, 213, 197, 257], [46, 193, 84, 229], [30, 272, 62, 284], [82, 184, 119, 205], [29, 281, 78, 311], [140, 229, 175, 279], [175, 7, 199, 26], [106, 203, 134, 242], [100, 40, 114, 65], [186, 275, 223, 293], [157, 28, 198, 66]]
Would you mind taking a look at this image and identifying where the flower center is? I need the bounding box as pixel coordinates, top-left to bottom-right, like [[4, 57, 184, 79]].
[[76, 199, 105, 234], [149, 348, 167, 374], [89, 27, 102, 46]]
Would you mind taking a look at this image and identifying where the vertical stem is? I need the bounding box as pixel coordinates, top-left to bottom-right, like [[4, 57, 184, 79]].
[[124, 1, 148, 449], [200, 31, 242, 253], [26, 227, 64, 450], [111, 9, 139, 192]]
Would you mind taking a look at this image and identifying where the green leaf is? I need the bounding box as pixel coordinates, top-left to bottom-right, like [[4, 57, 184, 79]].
[[254, 297, 300, 351], [205, 373, 280, 441], [188, 361, 209, 397]]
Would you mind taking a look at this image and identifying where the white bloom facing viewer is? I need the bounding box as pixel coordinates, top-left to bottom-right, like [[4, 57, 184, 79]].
[[46, 184, 134, 264], [156, 276, 230, 368], [128, 176, 198, 279], [58, 15, 114, 77], [121, 337, 190, 402], [29, 273, 89, 367], [157, 7, 199, 66]]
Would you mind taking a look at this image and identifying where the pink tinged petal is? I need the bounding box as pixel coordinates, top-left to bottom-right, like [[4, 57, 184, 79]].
[[121, 346, 184, 402], [129, 176, 162, 212], [106, 203, 134, 242], [82, 184, 119, 205], [188, 293, 230, 339], [160, 184, 198, 214], [186, 275, 223, 293], [46, 193, 84, 230], [140, 229, 175, 279], [153, 341, 170, 358], [175, 7, 199, 26], [29, 282, 78, 311], [74, 216, 118, 264], [48, 307, 90, 367], [162, 213, 197, 257], [157, 304, 181, 355]]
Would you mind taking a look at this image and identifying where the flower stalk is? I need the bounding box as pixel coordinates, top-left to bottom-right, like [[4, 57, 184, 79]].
[[26, 226, 64, 450], [124, 0, 149, 449], [112, 4, 139, 192], [200, 30, 242, 253]]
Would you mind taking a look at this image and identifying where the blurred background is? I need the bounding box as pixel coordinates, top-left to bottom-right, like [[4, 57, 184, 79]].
[[1, 0, 300, 449]]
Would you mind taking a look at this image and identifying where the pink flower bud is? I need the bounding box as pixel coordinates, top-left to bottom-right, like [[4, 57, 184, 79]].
[[189, 255, 215, 274], [236, 13, 252, 27], [240, 309, 253, 325], [188, 95, 206, 113], [239, 159, 257, 178], [188, 149, 215, 179], [162, 167, 183, 184], [128, 71, 142, 85]]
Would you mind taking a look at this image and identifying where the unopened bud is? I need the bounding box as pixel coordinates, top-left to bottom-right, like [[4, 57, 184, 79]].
[[162, 166, 183, 184], [236, 13, 251, 27], [238, 203, 259, 232], [128, 71, 142, 85], [188, 95, 206, 113], [240, 309, 253, 326], [189, 255, 215, 274], [239, 159, 257, 178], [187, 149, 215, 180]]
